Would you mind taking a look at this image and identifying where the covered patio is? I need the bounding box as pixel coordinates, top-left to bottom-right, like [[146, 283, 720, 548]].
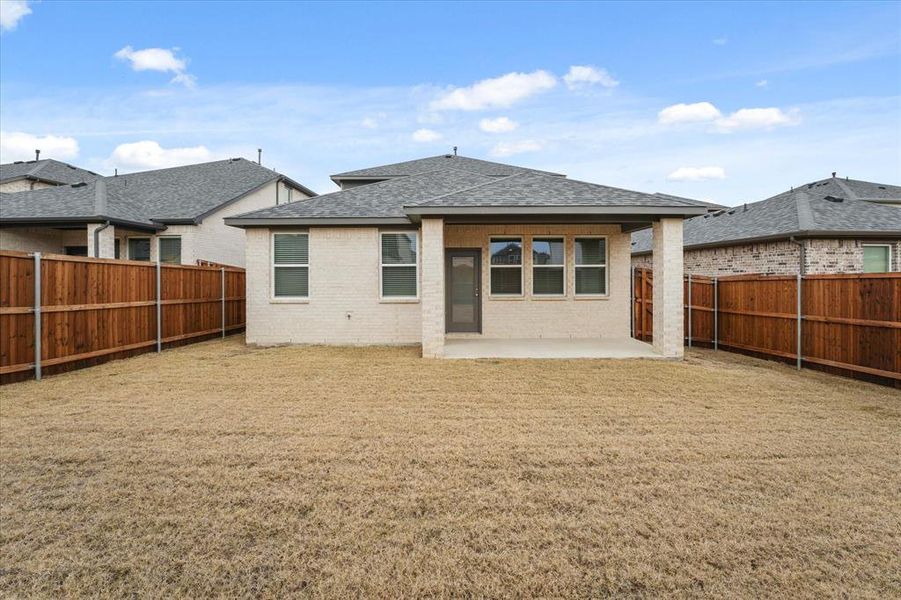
[[443, 336, 661, 359]]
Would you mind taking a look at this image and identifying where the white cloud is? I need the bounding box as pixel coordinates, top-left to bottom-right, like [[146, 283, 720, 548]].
[[563, 65, 619, 90], [479, 116, 519, 133], [430, 70, 556, 111], [756, 79, 769, 88], [361, 117, 378, 129], [715, 107, 798, 132], [0, 0, 30, 31], [412, 128, 442, 142], [109, 140, 210, 170], [0, 131, 79, 162], [114, 46, 196, 87], [666, 166, 726, 182], [713, 37, 728, 45], [658, 102, 723, 124], [491, 140, 543, 157]]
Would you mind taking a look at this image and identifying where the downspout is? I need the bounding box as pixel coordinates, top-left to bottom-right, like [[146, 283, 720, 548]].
[[789, 236, 805, 275], [93, 220, 111, 257], [789, 236, 804, 370]]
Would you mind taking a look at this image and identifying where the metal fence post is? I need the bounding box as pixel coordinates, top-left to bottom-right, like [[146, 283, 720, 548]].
[[713, 277, 718, 351], [629, 267, 634, 338], [33, 252, 41, 381], [221, 267, 226, 338], [156, 261, 162, 353], [686, 274, 692, 348], [796, 272, 802, 370]]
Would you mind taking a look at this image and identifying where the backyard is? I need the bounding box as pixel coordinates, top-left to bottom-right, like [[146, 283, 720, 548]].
[[1, 337, 899, 598]]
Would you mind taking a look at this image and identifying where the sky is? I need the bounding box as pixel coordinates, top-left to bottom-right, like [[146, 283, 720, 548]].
[[0, 0, 899, 205]]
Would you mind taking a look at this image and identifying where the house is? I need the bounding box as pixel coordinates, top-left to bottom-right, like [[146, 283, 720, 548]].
[[0, 158, 315, 266], [0, 158, 100, 192], [224, 154, 709, 358], [631, 176, 901, 275]]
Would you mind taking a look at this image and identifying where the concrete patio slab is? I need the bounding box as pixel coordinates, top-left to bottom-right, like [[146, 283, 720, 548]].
[[442, 337, 664, 359]]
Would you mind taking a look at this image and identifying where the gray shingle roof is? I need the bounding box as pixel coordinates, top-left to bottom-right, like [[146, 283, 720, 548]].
[[0, 158, 314, 228], [231, 169, 497, 222], [331, 154, 563, 180], [229, 163, 711, 225], [0, 159, 99, 185], [413, 172, 708, 209], [631, 177, 901, 254]]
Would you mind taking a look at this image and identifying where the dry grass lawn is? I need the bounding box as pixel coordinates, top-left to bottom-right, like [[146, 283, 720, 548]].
[[1, 337, 899, 598]]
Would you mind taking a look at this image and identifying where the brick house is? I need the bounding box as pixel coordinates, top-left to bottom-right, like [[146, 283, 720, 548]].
[[225, 154, 707, 358], [0, 158, 315, 267], [631, 176, 901, 276]]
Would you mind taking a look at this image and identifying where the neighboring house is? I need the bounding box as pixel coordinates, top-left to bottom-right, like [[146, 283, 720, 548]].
[[224, 154, 709, 358], [631, 176, 901, 276], [0, 159, 99, 192], [0, 158, 315, 267]]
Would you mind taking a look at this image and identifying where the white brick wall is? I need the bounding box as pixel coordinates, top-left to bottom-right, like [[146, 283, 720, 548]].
[[420, 218, 445, 357], [652, 218, 684, 358], [444, 224, 632, 339], [245, 227, 422, 346]]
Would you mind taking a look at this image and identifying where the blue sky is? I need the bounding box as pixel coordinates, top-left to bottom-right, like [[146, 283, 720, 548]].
[[1, 1, 899, 204]]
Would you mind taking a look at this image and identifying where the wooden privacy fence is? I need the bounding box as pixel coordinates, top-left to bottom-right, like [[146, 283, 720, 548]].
[[1, 250, 245, 383], [632, 268, 901, 385]]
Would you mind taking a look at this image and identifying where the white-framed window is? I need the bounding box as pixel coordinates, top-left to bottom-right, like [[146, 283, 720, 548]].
[[574, 236, 608, 296], [489, 237, 523, 296], [532, 237, 565, 296], [271, 232, 309, 299], [380, 231, 418, 299], [862, 244, 893, 273], [127, 237, 151, 261], [158, 236, 182, 264]]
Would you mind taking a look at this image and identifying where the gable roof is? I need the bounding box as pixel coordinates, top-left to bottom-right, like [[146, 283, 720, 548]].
[[330, 154, 563, 182], [631, 177, 901, 254], [0, 158, 315, 230], [0, 159, 99, 186], [228, 162, 711, 227]]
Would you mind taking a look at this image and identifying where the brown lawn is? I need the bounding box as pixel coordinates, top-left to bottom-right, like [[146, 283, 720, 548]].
[[1, 337, 899, 598]]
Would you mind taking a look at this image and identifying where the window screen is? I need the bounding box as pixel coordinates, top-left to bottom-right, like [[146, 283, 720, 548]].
[[533, 237, 564, 295], [273, 233, 309, 297], [158, 237, 182, 264], [381, 232, 418, 297], [863, 245, 891, 273], [575, 238, 607, 295], [128, 238, 151, 261], [490, 238, 522, 295]]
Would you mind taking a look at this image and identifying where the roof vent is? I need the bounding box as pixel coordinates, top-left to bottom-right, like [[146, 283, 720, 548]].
[[824, 195, 844, 203], [727, 209, 736, 215], [879, 186, 886, 189], [444, 154, 453, 158], [71, 182, 88, 188], [13, 161, 24, 164]]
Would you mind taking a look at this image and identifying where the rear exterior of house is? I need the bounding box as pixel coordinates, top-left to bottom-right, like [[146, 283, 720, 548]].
[[0, 158, 315, 267], [227, 155, 705, 358], [631, 177, 901, 276]]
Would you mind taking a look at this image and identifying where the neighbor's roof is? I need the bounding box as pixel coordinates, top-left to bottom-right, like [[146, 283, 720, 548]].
[[331, 153, 564, 181], [228, 163, 711, 226], [631, 177, 901, 254], [0, 159, 99, 186], [0, 158, 316, 230]]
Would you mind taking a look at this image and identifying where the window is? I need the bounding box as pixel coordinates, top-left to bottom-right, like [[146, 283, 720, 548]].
[[128, 237, 151, 261], [158, 237, 182, 264], [574, 237, 607, 295], [532, 237, 565, 295], [380, 232, 418, 298], [65, 246, 88, 256], [272, 233, 309, 298], [863, 244, 892, 273], [490, 237, 523, 295]]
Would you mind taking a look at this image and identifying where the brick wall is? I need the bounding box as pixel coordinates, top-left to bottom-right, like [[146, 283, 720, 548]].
[[631, 238, 901, 276]]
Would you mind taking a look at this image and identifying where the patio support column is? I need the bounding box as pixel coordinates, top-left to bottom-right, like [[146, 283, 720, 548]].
[[420, 217, 445, 357], [86, 223, 116, 258], [652, 217, 684, 358]]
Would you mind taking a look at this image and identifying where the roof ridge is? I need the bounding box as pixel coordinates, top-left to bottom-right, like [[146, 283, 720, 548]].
[[408, 172, 529, 206], [793, 190, 815, 230], [831, 177, 858, 200]]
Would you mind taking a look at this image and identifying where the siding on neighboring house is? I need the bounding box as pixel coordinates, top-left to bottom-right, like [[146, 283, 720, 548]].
[[631, 238, 901, 276], [0, 180, 57, 193]]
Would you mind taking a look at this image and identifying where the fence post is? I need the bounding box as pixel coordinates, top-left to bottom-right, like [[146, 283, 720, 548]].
[[629, 267, 634, 338], [687, 273, 692, 348], [713, 277, 718, 351], [33, 252, 41, 381], [221, 267, 226, 339], [156, 261, 162, 353], [796, 272, 802, 370]]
